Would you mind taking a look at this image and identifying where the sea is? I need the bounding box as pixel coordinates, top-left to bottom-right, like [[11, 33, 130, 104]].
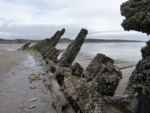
[[56, 42, 146, 68]]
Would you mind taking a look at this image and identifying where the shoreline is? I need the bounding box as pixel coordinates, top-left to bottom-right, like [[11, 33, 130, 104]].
[[0, 38, 145, 44], [0, 41, 145, 44]]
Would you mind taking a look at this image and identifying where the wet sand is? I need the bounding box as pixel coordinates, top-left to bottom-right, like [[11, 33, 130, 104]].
[[0, 50, 56, 113], [115, 66, 135, 95]]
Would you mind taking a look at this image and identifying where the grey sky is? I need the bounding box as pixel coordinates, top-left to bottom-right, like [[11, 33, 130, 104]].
[[0, 0, 149, 40]]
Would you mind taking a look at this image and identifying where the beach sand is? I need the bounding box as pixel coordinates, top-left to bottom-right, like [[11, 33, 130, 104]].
[[0, 50, 56, 113]]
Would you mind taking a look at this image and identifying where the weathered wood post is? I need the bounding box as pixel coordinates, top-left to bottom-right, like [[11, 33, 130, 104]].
[[41, 28, 65, 56], [59, 28, 88, 67], [19, 42, 31, 50]]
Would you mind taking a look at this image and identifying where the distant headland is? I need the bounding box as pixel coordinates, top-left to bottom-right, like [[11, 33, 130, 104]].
[[0, 38, 144, 44]]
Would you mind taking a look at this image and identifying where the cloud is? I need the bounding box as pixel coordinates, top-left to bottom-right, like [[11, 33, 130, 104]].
[[0, 22, 149, 41], [0, 0, 149, 41]]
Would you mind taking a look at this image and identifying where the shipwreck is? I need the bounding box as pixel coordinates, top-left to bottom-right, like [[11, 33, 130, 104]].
[[19, 0, 150, 113]]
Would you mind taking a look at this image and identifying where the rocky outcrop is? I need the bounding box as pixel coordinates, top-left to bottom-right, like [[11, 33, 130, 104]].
[[121, 0, 150, 35], [141, 41, 150, 58]]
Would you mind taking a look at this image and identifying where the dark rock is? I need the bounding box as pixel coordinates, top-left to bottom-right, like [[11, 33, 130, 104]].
[[136, 89, 150, 113], [61, 101, 72, 112], [71, 62, 84, 77], [50, 66, 56, 73], [141, 40, 150, 58]]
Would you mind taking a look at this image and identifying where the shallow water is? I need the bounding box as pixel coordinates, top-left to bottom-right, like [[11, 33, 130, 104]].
[[0, 44, 24, 51], [0, 43, 35, 51], [56, 42, 146, 68], [57, 42, 145, 61]]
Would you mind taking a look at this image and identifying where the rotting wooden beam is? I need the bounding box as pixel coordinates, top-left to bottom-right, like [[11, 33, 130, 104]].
[[59, 28, 88, 67]]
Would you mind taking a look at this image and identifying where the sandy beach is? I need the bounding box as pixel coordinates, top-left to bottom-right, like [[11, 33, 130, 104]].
[[0, 50, 57, 113]]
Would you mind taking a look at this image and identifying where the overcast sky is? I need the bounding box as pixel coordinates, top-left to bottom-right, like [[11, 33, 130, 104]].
[[0, 0, 149, 41]]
